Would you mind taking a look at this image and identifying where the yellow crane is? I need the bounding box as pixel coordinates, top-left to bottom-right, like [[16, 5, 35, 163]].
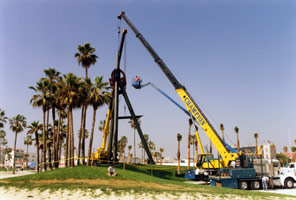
[[118, 12, 241, 171]]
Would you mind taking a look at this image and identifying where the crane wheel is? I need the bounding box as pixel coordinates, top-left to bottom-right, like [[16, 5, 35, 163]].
[[239, 181, 249, 190], [250, 180, 260, 190]]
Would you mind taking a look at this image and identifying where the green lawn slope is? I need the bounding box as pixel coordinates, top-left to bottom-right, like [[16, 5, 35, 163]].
[[0, 164, 293, 199]]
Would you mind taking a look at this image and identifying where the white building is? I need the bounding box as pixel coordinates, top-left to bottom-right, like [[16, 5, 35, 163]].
[[262, 143, 277, 160], [28, 152, 37, 163], [5, 149, 25, 168]]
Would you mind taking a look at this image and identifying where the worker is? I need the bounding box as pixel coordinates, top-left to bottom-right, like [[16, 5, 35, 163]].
[[195, 167, 201, 175], [135, 75, 140, 81], [262, 175, 269, 191], [108, 164, 117, 176]]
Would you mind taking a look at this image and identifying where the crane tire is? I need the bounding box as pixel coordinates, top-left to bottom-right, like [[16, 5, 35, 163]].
[[239, 181, 249, 190], [250, 180, 261, 190]]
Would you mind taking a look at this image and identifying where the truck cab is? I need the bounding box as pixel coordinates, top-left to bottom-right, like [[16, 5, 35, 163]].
[[280, 162, 296, 188]]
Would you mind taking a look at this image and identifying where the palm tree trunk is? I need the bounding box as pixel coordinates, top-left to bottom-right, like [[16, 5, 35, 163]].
[[188, 127, 190, 170], [210, 141, 212, 154], [195, 142, 198, 164], [42, 108, 47, 171], [70, 108, 75, 167], [35, 131, 40, 173], [26, 144, 29, 169], [192, 142, 194, 165], [13, 131, 18, 174], [69, 108, 74, 167], [82, 106, 87, 165], [177, 141, 181, 175], [85, 67, 88, 80], [87, 108, 97, 166], [52, 107, 56, 169], [58, 133, 63, 162], [255, 139, 258, 156], [65, 109, 70, 167], [55, 111, 61, 169], [48, 145, 52, 169], [46, 109, 52, 169], [236, 134, 240, 153], [134, 128, 136, 163], [78, 105, 84, 166]]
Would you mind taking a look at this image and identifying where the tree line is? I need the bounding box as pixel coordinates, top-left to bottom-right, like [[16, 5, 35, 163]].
[[0, 42, 166, 174]]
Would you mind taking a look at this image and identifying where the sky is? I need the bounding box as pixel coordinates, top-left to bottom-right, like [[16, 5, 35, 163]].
[[0, 0, 295, 159]]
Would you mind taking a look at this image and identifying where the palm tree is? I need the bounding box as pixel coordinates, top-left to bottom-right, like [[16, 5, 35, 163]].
[[75, 42, 98, 80], [127, 145, 132, 164], [43, 68, 61, 168], [77, 78, 92, 166], [64, 73, 82, 167], [30, 79, 51, 171], [9, 114, 27, 174], [138, 133, 149, 163], [118, 136, 128, 162], [129, 119, 141, 163], [75, 43, 98, 165], [0, 109, 8, 129], [190, 134, 195, 164], [254, 132, 259, 156], [177, 133, 182, 175], [159, 148, 164, 165], [234, 126, 240, 152], [283, 146, 288, 153], [87, 76, 110, 166], [194, 125, 199, 163], [187, 118, 193, 170], [54, 78, 68, 167], [27, 121, 42, 173], [220, 123, 225, 141], [24, 135, 32, 168]]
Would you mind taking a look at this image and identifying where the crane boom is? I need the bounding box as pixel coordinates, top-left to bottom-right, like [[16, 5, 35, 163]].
[[118, 11, 238, 166]]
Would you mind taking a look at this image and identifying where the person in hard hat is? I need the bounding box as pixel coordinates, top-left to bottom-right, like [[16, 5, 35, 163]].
[[108, 164, 117, 176]]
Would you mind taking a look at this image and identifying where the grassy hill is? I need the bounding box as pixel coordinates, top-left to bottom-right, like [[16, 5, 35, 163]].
[[0, 164, 292, 199]]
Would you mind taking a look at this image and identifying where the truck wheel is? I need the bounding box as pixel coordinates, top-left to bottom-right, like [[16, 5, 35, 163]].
[[239, 181, 248, 190], [250, 181, 261, 190], [284, 178, 294, 189]]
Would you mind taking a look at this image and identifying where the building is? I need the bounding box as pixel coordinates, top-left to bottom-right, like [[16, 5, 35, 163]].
[[281, 152, 296, 162], [231, 142, 276, 160], [231, 145, 256, 155], [5, 149, 25, 168], [0, 146, 8, 167], [28, 152, 37, 163], [262, 143, 277, 160]]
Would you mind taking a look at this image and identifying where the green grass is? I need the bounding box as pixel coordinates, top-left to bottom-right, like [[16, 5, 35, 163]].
[[0, 164, 293, 199], [0, 168, 13, 171]]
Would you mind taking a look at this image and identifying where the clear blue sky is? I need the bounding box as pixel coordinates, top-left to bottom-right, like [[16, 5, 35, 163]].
[[0, 0, 295, 158]]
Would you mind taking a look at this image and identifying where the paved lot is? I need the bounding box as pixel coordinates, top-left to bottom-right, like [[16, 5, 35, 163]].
[[0, 170, 36, 179], [185, 181, 296, 196], [261, 187, 296, 196]]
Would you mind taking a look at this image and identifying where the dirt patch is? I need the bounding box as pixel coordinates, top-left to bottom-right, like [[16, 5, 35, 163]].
[[4, 179, 207, 191], [0, 180, 9, 184]]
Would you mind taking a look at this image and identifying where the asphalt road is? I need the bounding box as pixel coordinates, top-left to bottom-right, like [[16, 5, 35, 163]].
[[184, 181, 296, 196]]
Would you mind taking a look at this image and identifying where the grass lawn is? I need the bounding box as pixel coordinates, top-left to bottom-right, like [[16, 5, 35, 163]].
[[0, 164, 293, 199]]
